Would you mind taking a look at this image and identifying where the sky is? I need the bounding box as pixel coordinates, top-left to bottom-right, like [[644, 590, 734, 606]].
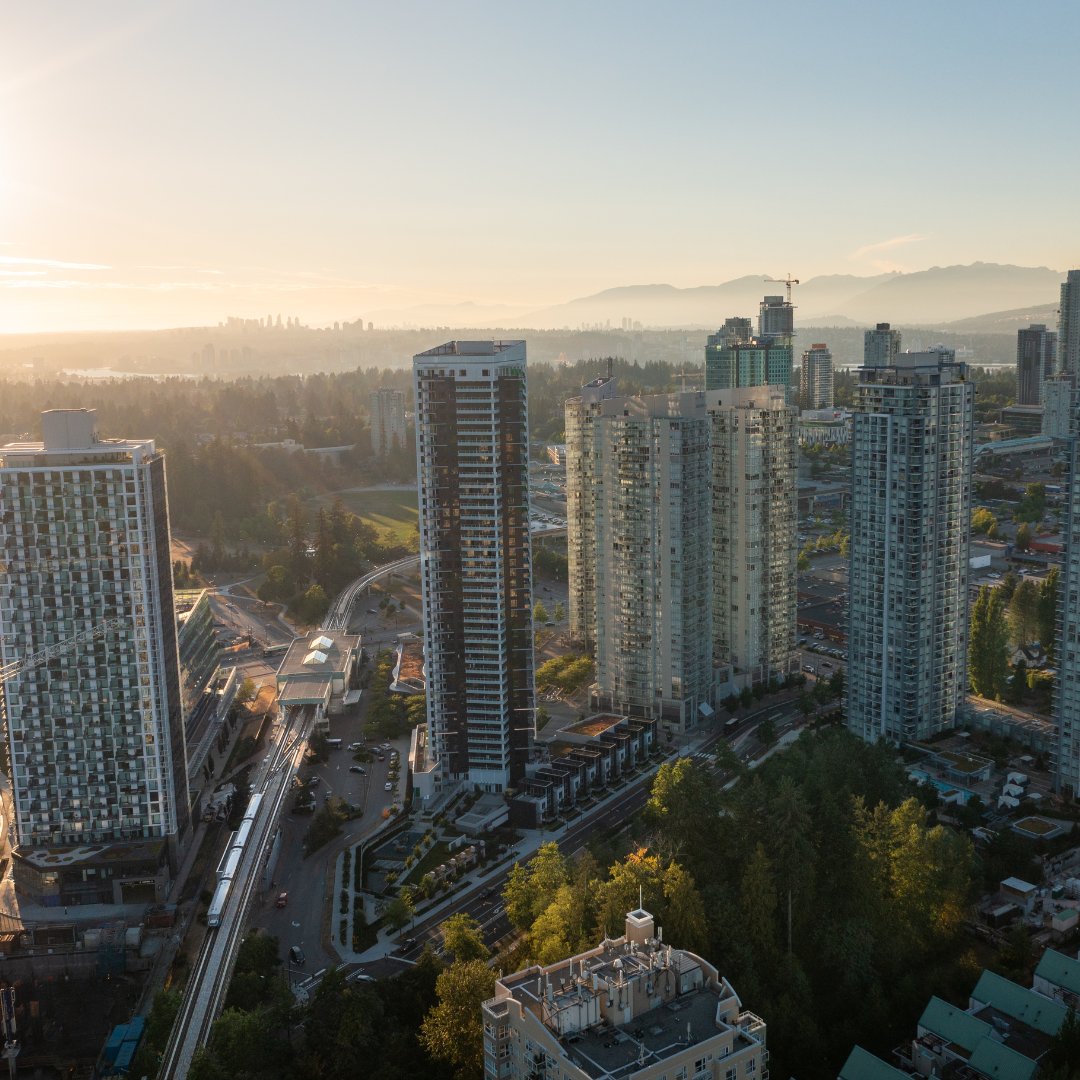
[[1, 0, 1077, 331]]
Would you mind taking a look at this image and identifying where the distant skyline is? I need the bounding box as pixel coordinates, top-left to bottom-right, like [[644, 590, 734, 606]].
[[2, 1, 1078, 332]]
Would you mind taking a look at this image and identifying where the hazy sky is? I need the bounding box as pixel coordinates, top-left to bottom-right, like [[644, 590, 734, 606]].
[[1, 0, 1077, 331]]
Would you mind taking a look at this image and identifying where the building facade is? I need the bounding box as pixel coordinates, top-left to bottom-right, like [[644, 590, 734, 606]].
[[0, 410, 190, 900], [368, 387, 407, 457], [1060, 269, 1080, 376], [799, 343, 834, 409], [711, 386, 799, 686], [175, 589, 221, 730], [583, 392, 713, 731], [759, 294, 794, 338], [482, 906, 768, 1080], [864, 322, 902, 368], [847, 349, 974, 743], [566, 375, 617, 649], [414, 341, 535, 792], [1016, 323, 1056, 406]]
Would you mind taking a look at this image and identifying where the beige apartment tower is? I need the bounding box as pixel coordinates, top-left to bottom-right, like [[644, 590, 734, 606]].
[[710, 386, 799, 686]]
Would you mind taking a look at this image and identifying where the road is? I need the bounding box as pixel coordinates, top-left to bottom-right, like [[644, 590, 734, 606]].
[[159, 704, 312, 1077], [387, 699, 803, 963]]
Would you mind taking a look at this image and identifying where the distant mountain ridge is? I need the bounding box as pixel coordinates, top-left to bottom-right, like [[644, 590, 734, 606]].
[[476, 262, 1065, 332]]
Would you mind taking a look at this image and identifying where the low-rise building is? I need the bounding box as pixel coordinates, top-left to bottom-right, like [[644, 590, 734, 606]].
[[274, 630, 360, 733], [512, 714, 657, 826], [841, 966, 1066, 1080], [482, 906, 768, 1080], [1033, 946, 1080, 1008]]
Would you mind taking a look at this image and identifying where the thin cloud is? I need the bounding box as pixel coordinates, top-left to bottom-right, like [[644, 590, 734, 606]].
[[849, 234, 926, 261], [137, 265, 225, 275], [0, 255, 109, 270]]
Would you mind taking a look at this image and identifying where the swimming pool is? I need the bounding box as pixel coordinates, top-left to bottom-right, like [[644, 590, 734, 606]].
[[909, 768, 976, 805]]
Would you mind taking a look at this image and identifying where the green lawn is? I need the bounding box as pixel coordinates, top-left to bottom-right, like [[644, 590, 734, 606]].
[[316, 488, 419, 550]]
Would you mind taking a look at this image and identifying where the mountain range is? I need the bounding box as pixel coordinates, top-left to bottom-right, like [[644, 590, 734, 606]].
[[369, 263, 1066, 332]]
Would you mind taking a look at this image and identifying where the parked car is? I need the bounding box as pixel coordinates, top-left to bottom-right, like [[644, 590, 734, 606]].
[[384, 782, 393, 791]]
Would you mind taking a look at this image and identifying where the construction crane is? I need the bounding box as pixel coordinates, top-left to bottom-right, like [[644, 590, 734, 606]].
[[0, 616, 129, 682], [765, 274, 800, 305]]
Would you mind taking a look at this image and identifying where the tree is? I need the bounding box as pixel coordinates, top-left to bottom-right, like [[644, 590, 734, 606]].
[[419, 960, 496, 1077], [553, 601, 565, 622], [969, 586, 1009, 699], [646, 758, 722, 865], [1038, 566, 1060, 659], [972, 507, 998, 536], [1042, 1007, 1080, 1078], [1015, 522, 1033, 551], [503, 843, 568, 931], [758, 717, 776, 747], [662, 861, 709, 955], [235, 677, 257, 706], [440, 913, 488, 962], [533, 600, 549, 624], [385, 894, 415, 932], [1008, 579, 1039, 647]]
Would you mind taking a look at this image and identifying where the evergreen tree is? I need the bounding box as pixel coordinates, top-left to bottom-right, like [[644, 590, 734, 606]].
[[969, 586, 1009, 698]]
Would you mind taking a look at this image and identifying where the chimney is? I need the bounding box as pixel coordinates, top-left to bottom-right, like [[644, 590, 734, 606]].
[[624, 906, 655, 946]]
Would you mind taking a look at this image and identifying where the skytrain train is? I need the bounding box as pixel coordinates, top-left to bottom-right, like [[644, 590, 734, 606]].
[[206, 792, 264, 929]]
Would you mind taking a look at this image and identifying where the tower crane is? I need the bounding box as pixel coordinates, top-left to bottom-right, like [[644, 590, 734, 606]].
[[765, 274, 800, 304]]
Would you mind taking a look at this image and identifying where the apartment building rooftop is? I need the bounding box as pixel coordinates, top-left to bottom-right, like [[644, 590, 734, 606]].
[[415, 339, 524, 358], [484, 908, 766, 1080]]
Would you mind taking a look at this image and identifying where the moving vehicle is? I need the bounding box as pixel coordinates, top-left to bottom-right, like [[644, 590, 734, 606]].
[[325, 738, 343, 748], [350, 765, 365, 774], [276, 892, 288, 908], [289, 946, 306, 966]]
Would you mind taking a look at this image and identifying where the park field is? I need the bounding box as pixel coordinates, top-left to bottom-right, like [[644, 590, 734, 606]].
[[316, 487, 419, 550]]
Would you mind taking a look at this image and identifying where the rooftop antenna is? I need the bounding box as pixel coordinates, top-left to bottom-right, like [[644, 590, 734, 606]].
[[638, 884, 643, 910]]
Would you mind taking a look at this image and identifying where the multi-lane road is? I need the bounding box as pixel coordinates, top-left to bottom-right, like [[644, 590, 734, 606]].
[[387, 697, 803, 964], [158, 705, 312, 1077]]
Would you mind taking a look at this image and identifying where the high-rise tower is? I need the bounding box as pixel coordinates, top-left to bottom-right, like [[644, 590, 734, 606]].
[[710, 386, 798, 686], [1059, 269, 1080, 375], [864, 322, 902, 368], [0, 410, 190, 904], [369, 387, 407, 457], [1016, 324, 1056, 406], [565, 375, 617, 649], [705, 303, 794, 405], [799, 344, 834, 410], [413, 341, 535, 792], [568, 390, 713, 732], [847, 348, 974, 743]]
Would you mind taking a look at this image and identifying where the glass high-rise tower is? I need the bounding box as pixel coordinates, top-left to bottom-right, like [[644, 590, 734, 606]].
[[413, 341, 535, 792], [0, 410, 190, 904], [847, 348, 974, 743]]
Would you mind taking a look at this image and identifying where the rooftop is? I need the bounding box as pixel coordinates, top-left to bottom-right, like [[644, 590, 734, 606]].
[[415, 339, 525, 359], [565, 714, 625, 738], [838, 1046, 910, 1080], [489, 909, 764, 1080], [1034, 947, 1080, 996], [277, 631, 359, 680]]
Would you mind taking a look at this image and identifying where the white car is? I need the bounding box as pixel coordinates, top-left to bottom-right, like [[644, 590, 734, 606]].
[[384, 782, 394, 792]]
